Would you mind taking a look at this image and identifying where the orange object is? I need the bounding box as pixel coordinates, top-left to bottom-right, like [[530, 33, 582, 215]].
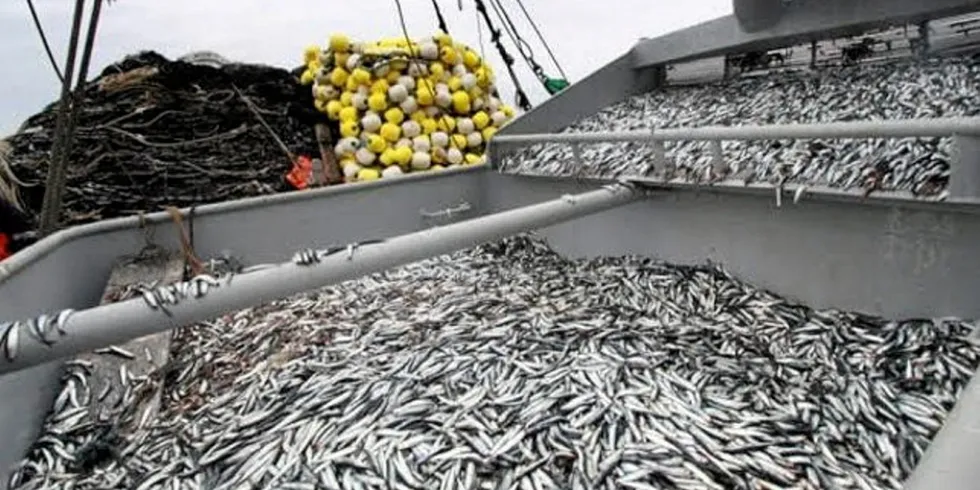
[[286, 156, 314, 190], [0, 233, 10, 261]]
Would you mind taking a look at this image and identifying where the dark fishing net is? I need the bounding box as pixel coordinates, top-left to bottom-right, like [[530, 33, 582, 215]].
[[4, 51, 325, 228]]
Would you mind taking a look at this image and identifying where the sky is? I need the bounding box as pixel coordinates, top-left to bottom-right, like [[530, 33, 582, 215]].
[[0, 0, 732, 136]]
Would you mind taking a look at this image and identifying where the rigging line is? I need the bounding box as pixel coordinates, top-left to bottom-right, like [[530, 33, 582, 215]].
[[39, 0, 86, 236], [488, 0, 530, 59], [476, 1, 524, 84], [473, 0, 531, 110], [475, 5, 486, 61], [393, 0, 436, 103], [430, 0, 450, 35], [47, 0, 105, 236], [489, 0, 537, 64], [511, 0, 567, 80], [487, 0, 542, 78], [25, 0, 64, 84]]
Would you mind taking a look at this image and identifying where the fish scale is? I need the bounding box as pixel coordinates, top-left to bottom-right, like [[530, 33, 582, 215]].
[[499, 56, 980, 196], [8, 234, 980, 490]]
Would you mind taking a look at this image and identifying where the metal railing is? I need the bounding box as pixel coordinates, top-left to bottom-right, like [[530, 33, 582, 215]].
[[490, 116, 980, 203], [0, 184, 641, 374], [491, 116, 980, 146]]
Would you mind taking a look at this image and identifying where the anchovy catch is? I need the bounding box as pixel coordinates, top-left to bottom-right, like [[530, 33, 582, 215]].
[[499, 56, 979, 197], [8, 235, 980, 490]]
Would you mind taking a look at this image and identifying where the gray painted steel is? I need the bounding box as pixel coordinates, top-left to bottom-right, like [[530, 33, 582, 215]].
[[492, 116, 980, 143], [951, 136, 980, 199], [733, 0, 785, 32], [494, 53, 664, 137], [904, 371, 980, 489], [632, 0, 980, 67]]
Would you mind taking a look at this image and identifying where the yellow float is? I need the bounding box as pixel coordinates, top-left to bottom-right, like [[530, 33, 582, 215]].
[[300, 31, 517, 182]]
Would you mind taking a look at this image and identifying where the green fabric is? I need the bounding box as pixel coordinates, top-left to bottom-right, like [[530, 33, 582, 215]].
[[543, 77, 569, 95]]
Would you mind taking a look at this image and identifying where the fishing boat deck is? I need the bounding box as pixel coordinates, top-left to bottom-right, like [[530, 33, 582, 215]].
[[9, 236, 979, 489], [5, 3, 980, 489]]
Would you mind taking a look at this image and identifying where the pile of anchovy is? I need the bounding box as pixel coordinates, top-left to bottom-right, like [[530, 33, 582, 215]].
[[10, 235, 980, 490], [498, 56, 980, 195]]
